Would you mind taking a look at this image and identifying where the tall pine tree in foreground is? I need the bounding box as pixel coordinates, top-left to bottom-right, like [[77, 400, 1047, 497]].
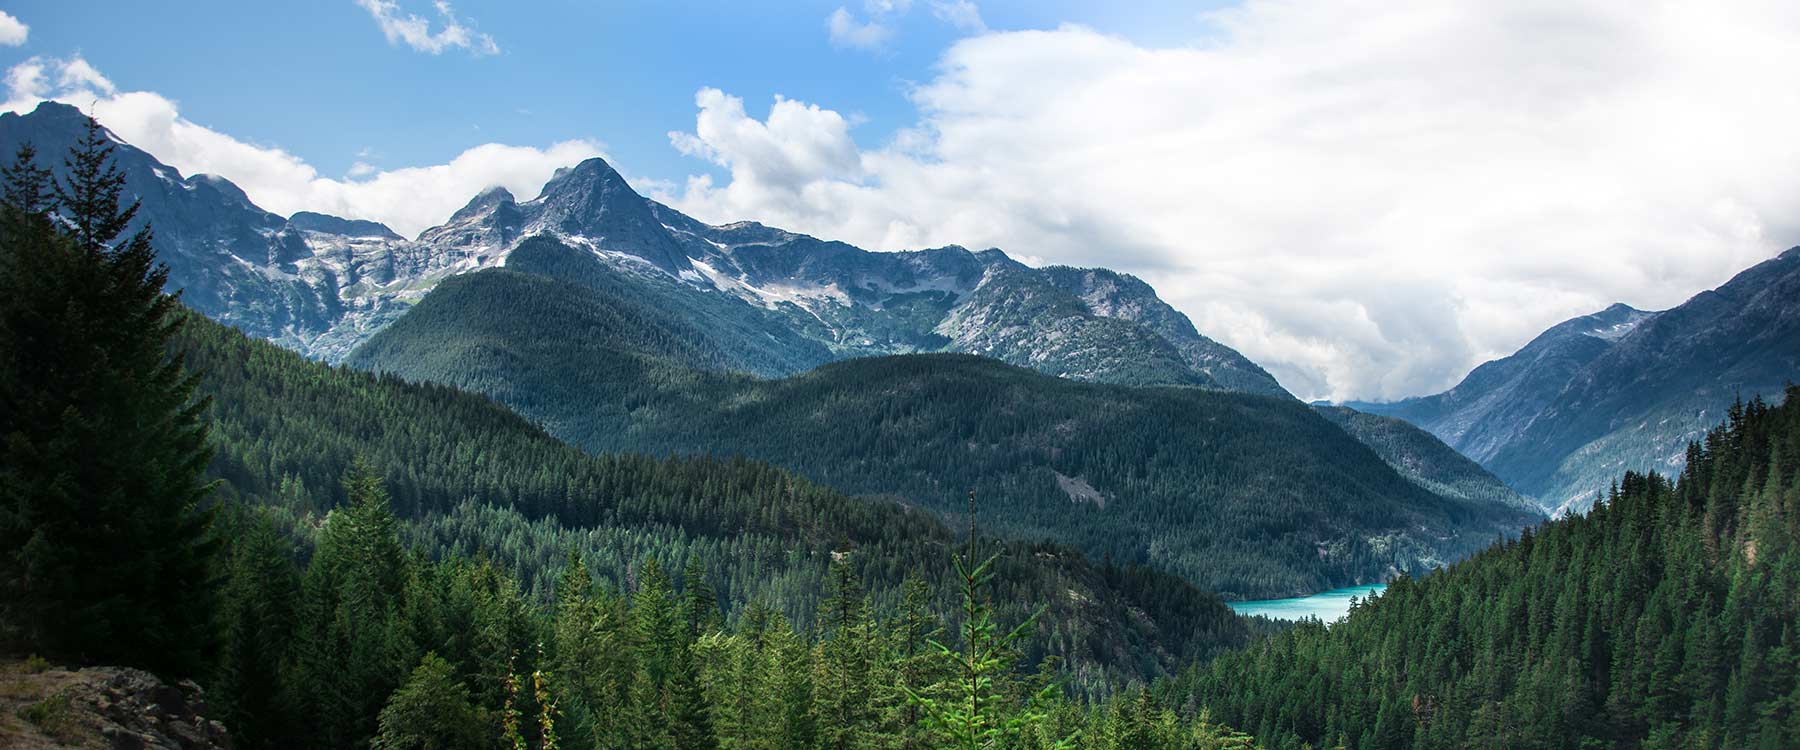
[[908, 494, 1073, 750], [0, 116, 218, 677]]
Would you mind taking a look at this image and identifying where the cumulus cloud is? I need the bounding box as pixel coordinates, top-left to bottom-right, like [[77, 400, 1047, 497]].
[[0, 11, 28, 47], [668, 0, 1800, 402], [3, 56, 601, 237], [356, 0, 499, 55]]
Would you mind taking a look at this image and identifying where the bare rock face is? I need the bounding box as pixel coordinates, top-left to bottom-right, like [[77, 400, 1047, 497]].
[[0, 662, 230, 750]]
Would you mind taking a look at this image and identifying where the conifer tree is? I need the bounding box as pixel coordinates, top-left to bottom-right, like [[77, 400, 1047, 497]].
[[817, 557, 874, 750], [292, 459, 411, 750], [374, 652, 488, 750], [0, 122, 218, 677], [1, 141, 53, 215], [908, 494, 1071, 750], [880, 578, 943, 750], [761, 613, 817, 750], [212, 512, 302, 750]]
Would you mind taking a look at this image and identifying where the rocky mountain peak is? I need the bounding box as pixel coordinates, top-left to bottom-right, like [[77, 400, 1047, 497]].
[[527, 156, 691, 273], [287, 210, 402, 240], [446, 185, 517, 225]]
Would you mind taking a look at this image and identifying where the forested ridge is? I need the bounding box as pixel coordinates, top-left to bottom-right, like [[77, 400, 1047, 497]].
[[1311, 405, 1537, 514], [1167, 388, 1800, 749], [182, 308, 1253, 688], [348, 242, 1540, 598], [179, 295, 1274, 749]]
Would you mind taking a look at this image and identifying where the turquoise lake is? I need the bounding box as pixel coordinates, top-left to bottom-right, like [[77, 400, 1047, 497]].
[[1227, 583, 1387, 622]]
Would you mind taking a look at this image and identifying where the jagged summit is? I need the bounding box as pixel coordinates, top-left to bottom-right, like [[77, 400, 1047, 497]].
[[287, 211, 402, 240], [13, 99, 88, 125], [523, 157, 692, 273], [446, 185, 516, 224], [0, 98, 1291, 396]]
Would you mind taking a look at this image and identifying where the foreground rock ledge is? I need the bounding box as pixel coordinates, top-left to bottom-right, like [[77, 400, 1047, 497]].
[[0, 661, 230, 750]]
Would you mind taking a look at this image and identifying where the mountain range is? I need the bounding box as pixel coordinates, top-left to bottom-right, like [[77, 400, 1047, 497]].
[[1351, 251, 1800, 514], [0, 101, 1285, 395], [0, 101, 1557, 597], [343, 242, 1539, 595]]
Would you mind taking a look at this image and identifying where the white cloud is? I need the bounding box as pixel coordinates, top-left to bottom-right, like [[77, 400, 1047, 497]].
[[669, 88, 863, 196], [356, 0, 499, 56], [56, 58, 113, 94], [829, 0, 980, 51], [669, 0, 1800, 402], [930, 1, 985, 33], [827, 7, 894, 51], [3, 56, 601, 237], [0, 11, 28, 47]]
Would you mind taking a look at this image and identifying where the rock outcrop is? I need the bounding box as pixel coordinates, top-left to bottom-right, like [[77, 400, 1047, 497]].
[[1, 661, 230, 750]]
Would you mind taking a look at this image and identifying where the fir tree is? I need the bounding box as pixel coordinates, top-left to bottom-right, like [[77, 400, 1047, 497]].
[[211, 511, 301, 750], [908, 494, 1071, 750], [0, 119, 218, 677], [1, 142, 54, 215], [817, 558, 874, 750], [374, 652, 488, 750], [291, 459, 411, 750]]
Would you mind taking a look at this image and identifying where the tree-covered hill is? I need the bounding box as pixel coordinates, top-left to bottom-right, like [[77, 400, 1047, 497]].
[[176, 308, 1252, 687], [1312, 405, 1539, 515], [347, 260, 1541, 599], [1174, 387, 1800, 749]]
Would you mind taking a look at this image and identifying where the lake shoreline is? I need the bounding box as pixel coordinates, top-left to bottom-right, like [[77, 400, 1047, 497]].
[[1227, 583, 1388, 622]]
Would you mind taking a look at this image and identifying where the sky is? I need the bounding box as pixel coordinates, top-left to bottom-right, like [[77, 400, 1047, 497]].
[[1, 1, 1796, 403]]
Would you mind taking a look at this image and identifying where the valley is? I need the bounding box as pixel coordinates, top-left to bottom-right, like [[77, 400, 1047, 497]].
[[3, 15, 1797, 745]]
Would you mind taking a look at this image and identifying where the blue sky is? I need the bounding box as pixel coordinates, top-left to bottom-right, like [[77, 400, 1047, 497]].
[[0, 1, 1231, 185], [1, 1, 1794, 402]]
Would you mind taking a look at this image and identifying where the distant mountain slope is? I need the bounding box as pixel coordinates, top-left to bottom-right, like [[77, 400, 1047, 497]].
[[1348, 303, 1656, 464], [0, 102, 414, 356], [1038, 266, 1288, 396], [347, 244, 1540, 599], [1312, 405, 1538, 514], [178, 309, 1251, 685], [1354, 250, 1800, 513]]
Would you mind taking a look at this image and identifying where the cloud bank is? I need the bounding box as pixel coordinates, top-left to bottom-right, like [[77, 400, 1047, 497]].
[[2, 56, 601, 237], [670, 0, 1800, 401]]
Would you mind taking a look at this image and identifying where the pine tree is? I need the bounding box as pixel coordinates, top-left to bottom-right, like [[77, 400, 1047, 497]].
[[683, 556, 723, 636], [907, 494, 1071, 750], [0, 121, 218, 677], [374, 652, 488, 750], [550, 550, 605, 749], [880, 578, 943, 750], [291, 459, 411, 750], [55, 115, 141, 253], [817, 558, 874, 750], [1, 142, 54, 215], [211, 511, 302, 750], [762, 613, 817, 750]]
